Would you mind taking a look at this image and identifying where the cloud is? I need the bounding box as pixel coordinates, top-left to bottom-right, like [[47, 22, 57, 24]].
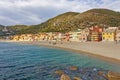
[[0, 0, 120, 26]]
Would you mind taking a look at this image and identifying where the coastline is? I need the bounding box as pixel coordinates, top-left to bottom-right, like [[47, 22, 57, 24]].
[[15, 41, 120, 66], [1, 40, 120, 66]]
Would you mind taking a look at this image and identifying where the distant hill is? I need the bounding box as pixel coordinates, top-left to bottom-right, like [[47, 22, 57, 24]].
[[8, 8, 120, 34], [0, 25, 15, 36], [0, 25, 4, 31], [8, 25, 31, 34]]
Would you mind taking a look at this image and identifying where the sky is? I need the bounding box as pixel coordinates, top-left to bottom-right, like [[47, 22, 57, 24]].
[[0, 0, 120, 26]]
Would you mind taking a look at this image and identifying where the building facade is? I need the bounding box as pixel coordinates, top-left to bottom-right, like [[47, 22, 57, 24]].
[[69, 29, 81, 41], [89, 26, 103, 41], [79, 28, 89, 42], [102, 29, 116, 41], [116, 30, 120, 42]]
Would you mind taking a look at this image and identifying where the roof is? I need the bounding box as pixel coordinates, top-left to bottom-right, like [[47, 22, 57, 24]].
[[89, 26, 103, 32], [103, 29, 116, 33], [70, 29, 81, 32]]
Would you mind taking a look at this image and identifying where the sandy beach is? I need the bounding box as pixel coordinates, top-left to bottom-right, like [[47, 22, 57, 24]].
[[14, 41, 120, 65], [1, 40, 120, 65]]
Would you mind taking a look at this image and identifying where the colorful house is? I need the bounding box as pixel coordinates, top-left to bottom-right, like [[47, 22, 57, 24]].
[[12, 34, 38, 41], [116, 30, 120, 42], [54, 32, 63, 41], [39, 33, 48, 40], [102, 29, 116, 41], [79, 28, 89, 42], [12, 35, 19, 41], [65, 32, 70, 41], [108, 27, 118, 30], [69, 29, 81, 41], [89, 26, 103, 41]]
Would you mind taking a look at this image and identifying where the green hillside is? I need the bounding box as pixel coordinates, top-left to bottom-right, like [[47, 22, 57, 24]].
[[34, 8, 120, 32], [0, 25, 4, 31], [8, 25, 31, 34], [73, 9, 120, 27], [8, 8, 120, 34], [40, 12, 79, 32]]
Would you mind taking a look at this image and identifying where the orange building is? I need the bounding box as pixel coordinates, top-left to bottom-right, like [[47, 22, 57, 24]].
[[88, 26, 103, 41]]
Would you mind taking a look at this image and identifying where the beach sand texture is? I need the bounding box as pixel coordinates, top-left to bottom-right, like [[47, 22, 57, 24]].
[[19, 41, 120, 62]]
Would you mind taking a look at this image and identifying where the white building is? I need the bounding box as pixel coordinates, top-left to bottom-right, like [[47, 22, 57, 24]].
[[69, 29, 81, 41], [116, 30, 120, 42]]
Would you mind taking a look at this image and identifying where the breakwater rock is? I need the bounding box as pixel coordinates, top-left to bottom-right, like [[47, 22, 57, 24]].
[[53, 66, 120, 80]]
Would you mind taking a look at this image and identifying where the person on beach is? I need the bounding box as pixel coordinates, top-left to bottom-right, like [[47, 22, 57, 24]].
[[115, 40, 117, 44]]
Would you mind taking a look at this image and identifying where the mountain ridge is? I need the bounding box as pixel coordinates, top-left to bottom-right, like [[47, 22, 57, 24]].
[[38, 8, 120, 32], [3, 8, 120, 34]]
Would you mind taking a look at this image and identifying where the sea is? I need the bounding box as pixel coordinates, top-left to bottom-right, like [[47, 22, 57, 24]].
[[0, 42, 120, 80]]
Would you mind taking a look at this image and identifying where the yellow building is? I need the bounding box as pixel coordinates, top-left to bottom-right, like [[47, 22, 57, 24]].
[[102, 29, 116, 41], [12, 35, 19, 41]]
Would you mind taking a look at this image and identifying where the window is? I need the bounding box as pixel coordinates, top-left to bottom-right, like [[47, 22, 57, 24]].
[[103, 37, 105, 39]]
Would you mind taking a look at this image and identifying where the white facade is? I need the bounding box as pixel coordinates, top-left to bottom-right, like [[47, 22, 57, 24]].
[[69, 29, 81, 41], [116, 30, 120, 42]]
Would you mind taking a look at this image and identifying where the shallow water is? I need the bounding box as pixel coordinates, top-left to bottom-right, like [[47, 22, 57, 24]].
[[0, 42, 120, 80]]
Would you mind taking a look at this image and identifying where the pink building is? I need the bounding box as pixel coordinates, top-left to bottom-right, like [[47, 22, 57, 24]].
[[79, 28, 89, 42]]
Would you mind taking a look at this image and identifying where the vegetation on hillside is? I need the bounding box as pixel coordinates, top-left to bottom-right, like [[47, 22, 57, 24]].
[[0, 25, 4, 31], [6, 9, 120, 34], [8, 25, 31, 34], [31, 9, 120, 33]]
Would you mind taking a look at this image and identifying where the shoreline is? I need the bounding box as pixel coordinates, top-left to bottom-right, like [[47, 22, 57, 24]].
[[16, 41, 120, 66], [40, 44, 120, 66], [1, 40, 120, 66]]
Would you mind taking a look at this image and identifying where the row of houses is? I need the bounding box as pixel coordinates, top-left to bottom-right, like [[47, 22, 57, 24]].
[[69, 26, 120, 42], [11, 32, 66, 41], [11, 26, 120, 42], [12, 34, 48, 41]]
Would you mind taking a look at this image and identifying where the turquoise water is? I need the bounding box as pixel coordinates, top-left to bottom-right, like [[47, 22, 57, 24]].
[[0, 42, 120, 80]]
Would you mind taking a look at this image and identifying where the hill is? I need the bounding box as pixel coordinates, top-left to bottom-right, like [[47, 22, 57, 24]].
[[32, 8, 120, 33], [8, 8, 120, 34], [8, 25, 31, 34], [0, 25, 4, 31], [40, 12, 79, 32], [72, 9, 120, 28]]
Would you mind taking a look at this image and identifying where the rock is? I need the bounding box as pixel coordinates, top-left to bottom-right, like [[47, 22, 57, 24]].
[[93, 68, 97, 71], [98, 71, 104, 76], [55, 70, 64, 75], [60, 74, 71, 80], [98, 71, 108, 79], [108, 71, 120, 80], [73, 77, 82, 80], [69, 66, 78, 71]]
